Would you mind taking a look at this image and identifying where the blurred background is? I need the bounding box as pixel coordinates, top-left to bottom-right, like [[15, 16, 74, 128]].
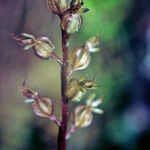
[[0, 0, 150, 150]]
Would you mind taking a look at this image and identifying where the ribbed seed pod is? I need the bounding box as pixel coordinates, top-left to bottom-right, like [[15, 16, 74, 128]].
[[32, 96, 53, 118], [33, 37, 55, 59], [71, 47, 91, 71], [73, 106, 93, 128], [61, 13, 82, 34]]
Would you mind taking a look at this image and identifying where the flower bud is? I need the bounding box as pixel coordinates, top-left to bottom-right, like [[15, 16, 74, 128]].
[[71, 48, 91, 71], [84, 36, 100, 53], [65, 78, 85, 101], [61, 13, 82, 34], [32, 96, 53, 118], [73, 106, 93, 128]]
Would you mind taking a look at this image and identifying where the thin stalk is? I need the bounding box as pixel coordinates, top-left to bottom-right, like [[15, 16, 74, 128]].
[[57, 29, 70, 150]]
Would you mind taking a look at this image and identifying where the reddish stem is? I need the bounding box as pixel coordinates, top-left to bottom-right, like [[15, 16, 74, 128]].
[[57, 29, 70, 150]]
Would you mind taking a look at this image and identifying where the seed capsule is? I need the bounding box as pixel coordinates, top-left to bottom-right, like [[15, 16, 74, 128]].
[[33, 37, 55, 59], [32, 96, 53, 118], [73, 106, 93, 128], [65, 76, 97, 102], [71, 48, 91, 71], [65, 78, 85, 102], [84, 36, 100, 53], [61, 13, 82, 34]]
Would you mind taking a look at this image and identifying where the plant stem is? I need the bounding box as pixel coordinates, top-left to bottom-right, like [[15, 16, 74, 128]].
[[57, 29, 70, 150]]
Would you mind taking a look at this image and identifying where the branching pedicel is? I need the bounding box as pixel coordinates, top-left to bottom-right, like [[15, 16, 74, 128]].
[[13, 0, 103, 150]]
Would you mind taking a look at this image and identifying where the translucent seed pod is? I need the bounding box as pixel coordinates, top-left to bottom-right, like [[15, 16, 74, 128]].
[[71, 47, 91, 71], [73, 106, 93, 128], [32, 96, 54, 118], [61, 13, 82, 34], [65, 78, 85, 101], [84, 36, 100, 53], [33, 37, 55, 59]]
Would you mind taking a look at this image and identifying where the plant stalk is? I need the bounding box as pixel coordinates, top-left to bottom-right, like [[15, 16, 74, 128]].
[[57, 29, 70, 150]]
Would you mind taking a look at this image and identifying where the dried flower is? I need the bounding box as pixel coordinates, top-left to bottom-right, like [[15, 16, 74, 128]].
[[22, 79, 38, 99], [12, 33, 55, 60], [72, 94, 103, 128], [65, 75, 97, 102], [22, 81, 53, 118]]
